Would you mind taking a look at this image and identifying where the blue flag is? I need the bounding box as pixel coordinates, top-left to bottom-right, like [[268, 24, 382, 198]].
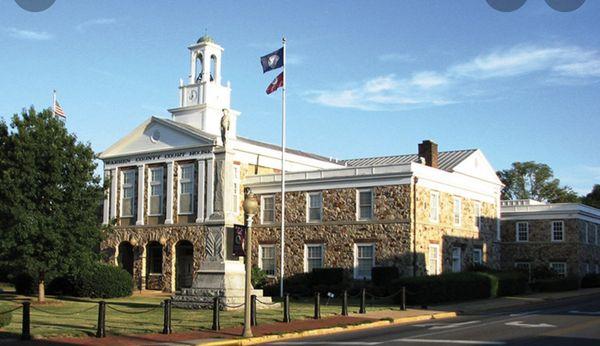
[[260, 47, 284, 73]]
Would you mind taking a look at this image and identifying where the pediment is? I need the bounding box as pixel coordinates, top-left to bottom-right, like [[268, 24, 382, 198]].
[[99, 117, 216, 159], [453, 150, 502, 185]]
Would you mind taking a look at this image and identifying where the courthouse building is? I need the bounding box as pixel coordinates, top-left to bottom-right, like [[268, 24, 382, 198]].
[[99, 36, 503, 293]]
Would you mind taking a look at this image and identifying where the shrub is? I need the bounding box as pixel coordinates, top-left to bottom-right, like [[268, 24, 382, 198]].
[[312, 268, 345, 286], [13, 273, 36, 295], [532, 277, 580, 292], [372, 266, 400, 286], [581, 274, 600, 288], [73, 264, 132, 298], [251, 266, 268, 289], [392, 272, 492, 305], [0, 302, 13, 329], [532, 266, 559, 281], [47, 275, 77, 296], [494, 271, 529, 296]]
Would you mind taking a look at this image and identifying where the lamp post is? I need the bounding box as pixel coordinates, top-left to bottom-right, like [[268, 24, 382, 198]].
[[242, 188, 258, 338]]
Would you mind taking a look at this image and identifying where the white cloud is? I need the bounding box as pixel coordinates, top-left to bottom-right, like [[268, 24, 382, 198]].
[[76, 18, 116, 32], [308, 44, 600, 111], [5, 27, 53, 40]]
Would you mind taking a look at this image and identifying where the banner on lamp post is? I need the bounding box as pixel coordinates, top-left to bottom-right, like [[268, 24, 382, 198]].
[[233, 224, 247, 257]]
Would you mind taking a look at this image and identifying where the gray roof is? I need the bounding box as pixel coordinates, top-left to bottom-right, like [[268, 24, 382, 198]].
[[341, 149, 477, 171]]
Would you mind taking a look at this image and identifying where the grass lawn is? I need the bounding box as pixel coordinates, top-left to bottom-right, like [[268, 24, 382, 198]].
[[0, 283, 399, 339]]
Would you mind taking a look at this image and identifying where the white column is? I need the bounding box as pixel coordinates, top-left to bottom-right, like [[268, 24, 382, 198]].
[[205, 158, 214, 220], [190, 51, 196, 84], [136, 164, 145, 226], [195, 160, 206, 223], [103, 170, 110, 225], [110, 168, 118, 220], [165, 162, 174, 224]]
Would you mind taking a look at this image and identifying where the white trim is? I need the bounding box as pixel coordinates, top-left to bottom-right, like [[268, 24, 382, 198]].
[[551, 220, 565, 242], [260, 194, 275, 224], [303, 243, 324, 273], [195, 160, 206, 222], [147, 166, 164, 216], [429, 191, 440, 223], [353, 243, 375, 280], [120, 168, 136, 218], [453, 197, 462, 226], [306, 191, 323, 223], [205, 157, 214, 219], [178, 162, 196, 215], [165, 162, 174, 224], [258, 244, 276, 277], [474, 201, 482, 231], [356, 188, 375, 221], [103, 170, 111, 225], [110, 168, 118, 220], [516, 222, 529, 242], [472, 248, 483, 265], [427, 243, 441, 275]]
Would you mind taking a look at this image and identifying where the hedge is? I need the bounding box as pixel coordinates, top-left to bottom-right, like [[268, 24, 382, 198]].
[[0, 302, 13, 329], [47, 264, 132, 298], [492, 271, 529, 297], [532, 277, 580, 292], [581, 274, 600, 288], [13, 273, 36, 295], [263, 268, 349, 296], [392, 272, 492, 305], [372, 266, 400, 287]]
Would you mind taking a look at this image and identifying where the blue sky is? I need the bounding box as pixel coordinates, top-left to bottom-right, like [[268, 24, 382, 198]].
[[1, 0, 599, 195]]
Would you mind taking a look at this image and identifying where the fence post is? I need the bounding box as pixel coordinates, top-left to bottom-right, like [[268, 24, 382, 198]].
[[21, 301, 31, 341], [314, 292, 321, 320], [401, 286, 407, 311], [162, 299, 171, 334], [359, 288, 366, 314], [211, 297, 220, 331], [251, 294, 257, 326], [96, 301, 106, 338], [283, 293, 291, 323], [342, 290, 348, 316]]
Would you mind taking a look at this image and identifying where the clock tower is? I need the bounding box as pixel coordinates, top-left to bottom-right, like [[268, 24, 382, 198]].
[[168, 36, 239, 143]]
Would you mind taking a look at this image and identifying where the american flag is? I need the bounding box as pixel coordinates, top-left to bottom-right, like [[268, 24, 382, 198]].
[[54, 99, 66, 118]]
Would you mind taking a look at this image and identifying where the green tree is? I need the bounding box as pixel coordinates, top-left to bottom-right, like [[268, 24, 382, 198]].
[[582, 184, 600, 209], [497, 161, 580, 203], [0, 107, 104, 302]]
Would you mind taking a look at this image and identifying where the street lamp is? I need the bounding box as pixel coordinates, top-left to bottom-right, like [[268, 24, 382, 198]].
[[242, 188, 258, 338]]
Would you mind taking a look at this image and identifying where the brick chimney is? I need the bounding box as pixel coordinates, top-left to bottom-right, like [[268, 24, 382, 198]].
[[418, 140, 438, 169]]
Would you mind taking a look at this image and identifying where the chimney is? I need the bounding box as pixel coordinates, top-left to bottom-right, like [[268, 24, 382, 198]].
[[418, 140, 438, 169]]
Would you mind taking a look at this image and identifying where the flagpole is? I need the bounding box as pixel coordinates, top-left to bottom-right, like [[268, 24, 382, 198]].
[[52, 90, 56, 117], [280, 36, 287, 298]]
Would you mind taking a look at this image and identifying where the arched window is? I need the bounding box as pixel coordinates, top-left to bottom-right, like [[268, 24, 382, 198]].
[[146, 241, 163, 274], [210, 55, 217, 82], [195, 53, 204, 82]]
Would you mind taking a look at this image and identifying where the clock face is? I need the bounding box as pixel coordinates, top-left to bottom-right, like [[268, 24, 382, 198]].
[[189, 90, 197, 100]]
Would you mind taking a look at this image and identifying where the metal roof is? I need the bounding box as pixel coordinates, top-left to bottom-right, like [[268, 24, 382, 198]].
[[341, 149, 477, 171]]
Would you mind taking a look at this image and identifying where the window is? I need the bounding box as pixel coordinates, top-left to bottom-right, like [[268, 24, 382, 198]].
[[453, 197, 462, 226], [583, 262, 590, 274], [427, 244, 440, 275], [516, 222, 529, 242], [429, 191, 440, 223], [451, 247, 462, 272], [514, 262, 532, 281], [307, 192, 323, 222], [472, 248, 483, 265], [261, 195, 275, 224], [259, 245, 275, 276], [551, 221, 564, 242], [121, 170, 136, 217], [474, 202, 482, 229], [231, 166, 240, 212], [357, 189, 374, 220], [178, 164, 195, 214], [149, 167, 164, 215], [354, 244, 375, 279], [146, 242, 163, 274], [549, 262, 567, 278], [584, 223, 589, 244], [305, 244, 324, 272]]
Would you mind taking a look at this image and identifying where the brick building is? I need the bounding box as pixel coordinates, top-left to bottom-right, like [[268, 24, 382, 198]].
[[99, 36, 503, 295], [500, 199, 600, 278]]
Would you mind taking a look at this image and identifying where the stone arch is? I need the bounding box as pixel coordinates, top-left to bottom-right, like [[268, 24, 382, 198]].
[[210, 54, 217, 82], [117, 241, 134, 276], [175, 240, 194, 290], [146, 241, 163, 290], [195, 52, 204, 82]]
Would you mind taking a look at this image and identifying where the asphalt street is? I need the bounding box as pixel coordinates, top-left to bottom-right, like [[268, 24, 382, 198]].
[[267, 293, 600, 346]]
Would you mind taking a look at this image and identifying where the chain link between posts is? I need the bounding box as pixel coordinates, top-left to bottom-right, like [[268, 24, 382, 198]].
[[30, 304, 97, 316], [106, 304, 161, 314]]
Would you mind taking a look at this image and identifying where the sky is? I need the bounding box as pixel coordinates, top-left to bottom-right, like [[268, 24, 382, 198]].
[[0, 0, 599, 195]]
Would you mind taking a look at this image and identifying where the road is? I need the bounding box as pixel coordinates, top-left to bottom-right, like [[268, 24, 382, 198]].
[[267, 293, 600, 346]]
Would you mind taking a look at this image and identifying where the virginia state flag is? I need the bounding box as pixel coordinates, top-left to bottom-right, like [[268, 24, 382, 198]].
[[260, 47, 284, 73], [266, 72, 284, 94]]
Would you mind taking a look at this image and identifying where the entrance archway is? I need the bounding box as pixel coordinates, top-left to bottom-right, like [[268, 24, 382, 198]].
[[176, 240, 194, 290], [117, 241, 134, 276]]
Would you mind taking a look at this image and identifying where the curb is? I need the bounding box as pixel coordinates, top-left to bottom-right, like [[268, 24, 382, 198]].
[[198, 311, 457, 346]]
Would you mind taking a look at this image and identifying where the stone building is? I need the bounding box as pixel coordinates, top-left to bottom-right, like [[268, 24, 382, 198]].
[[500, 199, 600, 278], [99, 36, 503, 294]]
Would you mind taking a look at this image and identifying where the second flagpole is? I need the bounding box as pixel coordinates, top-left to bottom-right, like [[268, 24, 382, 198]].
[[280, 36, 287, 298]]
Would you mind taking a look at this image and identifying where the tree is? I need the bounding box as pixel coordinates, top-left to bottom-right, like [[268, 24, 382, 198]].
[[0, 107, 104, 302], [582, 185, 600, 209], [497, 161, 580, 203]]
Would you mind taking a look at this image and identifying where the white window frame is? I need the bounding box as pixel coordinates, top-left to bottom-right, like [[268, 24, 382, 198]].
[[258, 244, 276, 277], [231, 165, 240, 213], [304, 244, 324, 273], [474, 202, 482, 230], [429, 191, 440, 223], [307, 192, 323, 223], [353, 243, 375, 280], [120, 169, 136, 217], [453, 197, 462, 226], [148, 166, 164, 216], [260, 195, 275, 224], [451, 247, 462, 272], [549, 262, 567, 278], [516, 222, 529, 242], [472, 248, 483, 265], [551, 221, 565, 242], [427, 244, 441, 275], [356, 188, 374, 221], [178, 163, 195, 215]]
